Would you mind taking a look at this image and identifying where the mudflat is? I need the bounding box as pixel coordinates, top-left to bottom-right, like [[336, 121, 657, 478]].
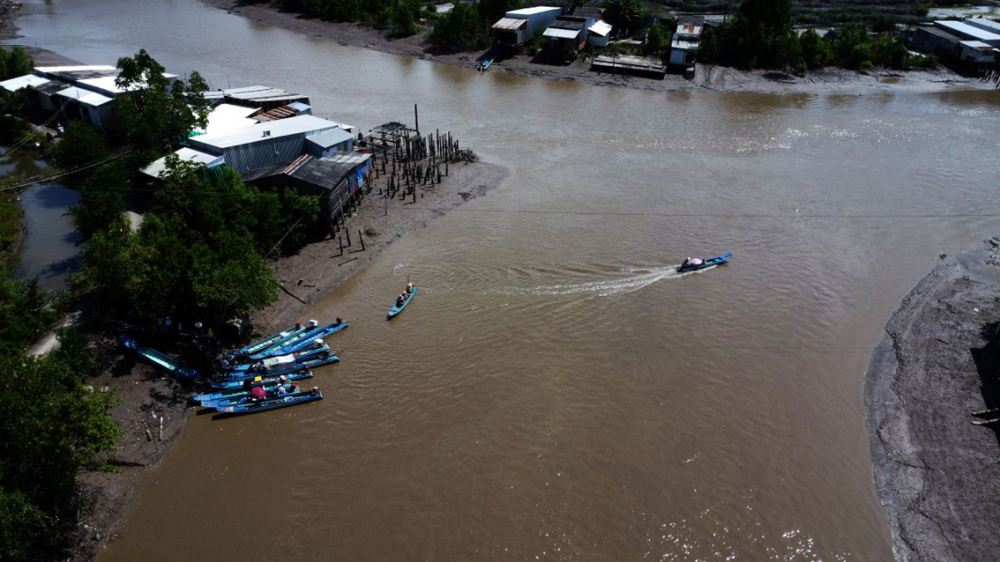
[[865, 238, 1000, 561]]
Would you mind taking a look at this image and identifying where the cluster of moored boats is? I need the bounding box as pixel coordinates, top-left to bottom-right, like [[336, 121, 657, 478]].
[[121, 285, 420, 416]]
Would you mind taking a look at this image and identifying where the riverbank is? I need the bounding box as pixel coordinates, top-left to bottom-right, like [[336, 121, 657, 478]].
[[864, 237, 1000, 561], [204, 0, 993, 94], [255, 158, 509, 329]]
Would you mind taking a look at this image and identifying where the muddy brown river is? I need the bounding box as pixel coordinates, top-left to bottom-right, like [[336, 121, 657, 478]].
[[11, 1, 1000, 559]]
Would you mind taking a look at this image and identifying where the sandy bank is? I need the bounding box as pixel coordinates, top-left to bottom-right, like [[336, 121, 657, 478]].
[[204, 0, 994, 94], [864, 237, 1000, 561]]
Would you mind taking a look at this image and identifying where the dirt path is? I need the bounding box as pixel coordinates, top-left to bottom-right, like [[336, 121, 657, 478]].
[[865, 237, 1000, 561]]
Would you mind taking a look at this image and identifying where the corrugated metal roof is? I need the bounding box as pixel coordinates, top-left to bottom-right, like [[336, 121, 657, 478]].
[[141, 147, 224, 178], [573, 7, 604, 19], [287, 101, 311, 113], [0, 74, 49, 92], [966, 17, 1000, 34], [917, 24, 964, 42], [676, 23, 704, 36], [305, 127, 354, 149], [190, 115, 340, 150], [493, 17, 527, 30], [55, 86, 113, 107], [199, 103, 259, 135], [507, 6, 560, 17], [34, 65, 117, 74], [935, 20, 1000, 41], [551, 16, 586, 30], [960, 40, 999, 50], [243, 153, 372, 191], [671, 39, 700, 50], [588, 20, 612, 37], [544, 27, 580, 39]]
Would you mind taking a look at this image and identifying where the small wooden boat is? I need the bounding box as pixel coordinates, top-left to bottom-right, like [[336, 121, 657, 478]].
[[269, 321, 347, 356], [201, 387, 312, 409], [228, 321, 313, 359], [677, 253, 733, 273], [227, 344, 331, 373], [216, 388, 324, 415], [208, 370, 314, 390], [479, 57, 494, 71], [120, 335, 198, 381], [388, 286, 417, 320]]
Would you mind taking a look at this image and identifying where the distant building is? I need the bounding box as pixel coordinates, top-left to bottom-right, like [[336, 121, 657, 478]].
[[492, 6, 561, 49], [670, 19, 705, 68], [0, 65, 177, 130], [959, 40, 1000, 66], [202, 85, 310, 111], [910, 24, 963, 58], [244, 153, 374, 230], [933, 20, 1000, 48], [965, 17, 1000, 36], [587, 20, 613, 48], [544, 16, 592, 56]]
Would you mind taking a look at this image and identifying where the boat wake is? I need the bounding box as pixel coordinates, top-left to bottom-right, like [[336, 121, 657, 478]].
[[495, 265, 710, 298]]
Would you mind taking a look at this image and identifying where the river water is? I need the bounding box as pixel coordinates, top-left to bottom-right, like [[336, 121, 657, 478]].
[[12, 1, 1000, 559], [0, 146, 80, 290]]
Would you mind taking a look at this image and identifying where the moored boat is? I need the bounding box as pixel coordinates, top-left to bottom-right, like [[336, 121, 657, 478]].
[[227, 321, 313, 359], [208, 370, 314, 390], [227, 344, 330, 373], [201, 387, 314, 409], [268, 320, 347, 356], [120, 335, 198, 381], [677, 253, 733, 273], [388, 286, 417, 319], [216, 388, 324, 415]]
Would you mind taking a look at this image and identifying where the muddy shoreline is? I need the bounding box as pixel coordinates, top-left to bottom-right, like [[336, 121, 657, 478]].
[[204, 0, 994, 94], [864, 237, 1000, 561]]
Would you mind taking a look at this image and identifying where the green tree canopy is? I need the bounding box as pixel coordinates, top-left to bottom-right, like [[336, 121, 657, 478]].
[[428, 2, 490, 52]]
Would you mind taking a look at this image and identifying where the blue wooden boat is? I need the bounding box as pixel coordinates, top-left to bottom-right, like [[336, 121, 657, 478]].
[[677, 253, 733, 273], [216, 388, 324, 415], [227, 321, 312, 359], [388, 286, 417, 319], [242, 322, 318, 359], [120, 335, 198, 381], [201, 387, 312, 409], [208, 370, 314, 390], [479, 57, 494, 71], [268, 321, 347, 357], [192, 381, 281, 402], [227, 344, 330, 373]]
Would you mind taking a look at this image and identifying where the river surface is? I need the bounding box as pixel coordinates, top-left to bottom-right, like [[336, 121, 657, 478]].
[[12, 1, 1000, 559], [0, 146, 80, 290]]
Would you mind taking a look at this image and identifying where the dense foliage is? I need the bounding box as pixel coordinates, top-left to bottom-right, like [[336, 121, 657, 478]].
[[605, 0, 643, 36], [80, 157, 320, 326], [699, 0, 935, 71], [248, 0, 426, 36], [0, 46, 33, 82], [428, 0, 523, 52], [0, 269, 120, 561]]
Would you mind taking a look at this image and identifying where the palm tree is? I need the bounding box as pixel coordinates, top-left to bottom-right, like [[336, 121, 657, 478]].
[[604, 0, 642, 37]]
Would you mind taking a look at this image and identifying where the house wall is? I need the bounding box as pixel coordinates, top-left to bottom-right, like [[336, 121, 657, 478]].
[[588, 34, 610, 47], [218, 135, 309, 173]]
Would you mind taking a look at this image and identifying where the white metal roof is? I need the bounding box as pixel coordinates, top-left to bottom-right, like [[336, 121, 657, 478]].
[[507, 6, 560, 17], [966, 17, 1000, 34], [287, 101, 311, 113], [34, 65, 117, 74], [55, 86, 113, 107], [544, 27, 580, 39], [75, 73, 177, 96], [306, 127, 354, 148], [0, 74, 49, 92], [141, 147, 224, 178], [960, 39, 999, 50], [588, 20, 612, 37], [198, 103, 260, 135], [935, 20, 1000, 41], [191, 115, 340, 150]]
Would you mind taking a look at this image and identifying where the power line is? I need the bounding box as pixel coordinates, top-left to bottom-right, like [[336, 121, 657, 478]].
[[0, 149, 133, 192]]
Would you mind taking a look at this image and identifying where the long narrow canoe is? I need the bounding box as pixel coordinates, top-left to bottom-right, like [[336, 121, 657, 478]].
[[201, 387, 313, 409], [268, 321, 347, 357], [227, 345, 330, 373], [227, 321, 313, 359], [192, 381, 281, 402], [208, 370, 314, 390], [120, 335, 198, 381], [216, 389, 324, 415], [388, 286, 418, 320], [242, 322, 317, 359], [677, 253, 733, 273]]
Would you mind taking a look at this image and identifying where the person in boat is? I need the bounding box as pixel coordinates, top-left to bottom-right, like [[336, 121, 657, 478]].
[[335, 316, 343, 325], [275, 376, 299, 396], [396, 293, 407, 307], [249, 384, 268, 402], [406, 282, 414, 294]]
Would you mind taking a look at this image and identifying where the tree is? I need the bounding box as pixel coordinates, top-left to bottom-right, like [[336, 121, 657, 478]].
[[604, 0, 642, 36], [428, 2, 489, 51], [0, 269, 57, 356], [644, 22, 667, 58], [0, 46, 34, 81], [111, 50, 210, 158], [0, 322, 120, 561], [69, 161, 130, 239], [800, 29, 832, 69], [53, 121, 110, 171]]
